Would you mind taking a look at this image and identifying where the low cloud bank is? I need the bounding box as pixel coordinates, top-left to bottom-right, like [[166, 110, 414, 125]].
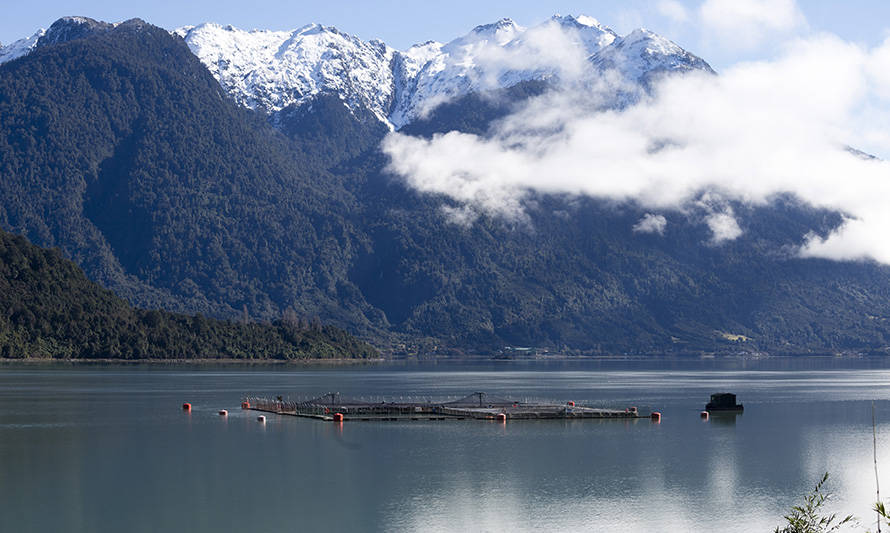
[[383, 33, 890, 264]]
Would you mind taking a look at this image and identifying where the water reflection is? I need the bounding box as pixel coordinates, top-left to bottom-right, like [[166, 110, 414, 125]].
[[708, 412, 742, 425], [2, 359, 890, 532]]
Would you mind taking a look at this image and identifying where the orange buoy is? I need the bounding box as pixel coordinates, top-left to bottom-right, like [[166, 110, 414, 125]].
[[182, 403, 191, 411], [567, 401, 575, 407], [333, 412, 344, 422], [496, 413, 507, 422], [218, 410, 228, 416], [257, 415, 266, 423], [241, 401, 250, 409], [651, 411, 662, 422], [701, 411, 709, 420]]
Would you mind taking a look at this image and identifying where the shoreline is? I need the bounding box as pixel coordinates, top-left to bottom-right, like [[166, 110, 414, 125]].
[[0, 357, 388, 366], [0, 352, 879, 366]]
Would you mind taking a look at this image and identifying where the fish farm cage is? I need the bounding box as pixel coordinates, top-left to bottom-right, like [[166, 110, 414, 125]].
[[241, 392, 654, 422]]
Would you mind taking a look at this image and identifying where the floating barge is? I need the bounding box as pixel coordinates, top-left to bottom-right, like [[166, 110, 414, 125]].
[[705, 392, 744, 412], [242, 392, 647, 422]]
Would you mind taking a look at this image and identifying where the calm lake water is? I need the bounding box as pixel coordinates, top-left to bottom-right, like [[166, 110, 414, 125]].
[[2, 358, 890, 532]]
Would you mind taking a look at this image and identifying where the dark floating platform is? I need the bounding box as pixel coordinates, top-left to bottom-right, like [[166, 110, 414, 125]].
[[242, 392, 649, 422], [705, 392, 744, 412]]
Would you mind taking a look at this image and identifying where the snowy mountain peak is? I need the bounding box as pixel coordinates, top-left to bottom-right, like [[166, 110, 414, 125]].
[[575, 15, 605, 27], [176, 15, 712, 128], [470, 18, 521, 35], [454, 18, 524, 48], [0, 29, 45, 65], [619, 28, 682, 53], [2, 15, 713, 129], [542, 14, 617, 54], [591, 27, 715, 84], [175, 21, 396, 123], [551, 14, 606, 30]]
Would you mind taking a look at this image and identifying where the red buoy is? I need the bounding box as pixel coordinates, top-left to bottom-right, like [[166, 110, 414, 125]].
[[651, 411, 662, 422], [218, 410, 228, 416], [496, 413, 507, 422], [700, 411, 709, 420], [182, 403, 191, 411], [567, 401, 575, 407], [333, 412, 344, 422], [241, 401, 250, 410]]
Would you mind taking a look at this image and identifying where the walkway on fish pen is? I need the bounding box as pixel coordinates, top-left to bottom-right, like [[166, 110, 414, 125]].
[[242, 392, 650, 422]]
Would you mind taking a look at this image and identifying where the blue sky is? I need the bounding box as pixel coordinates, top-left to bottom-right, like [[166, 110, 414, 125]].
[[2, 0, 889, 69]]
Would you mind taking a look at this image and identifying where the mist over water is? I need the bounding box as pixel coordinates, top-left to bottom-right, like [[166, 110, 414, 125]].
[[1, 359, 889, 532]]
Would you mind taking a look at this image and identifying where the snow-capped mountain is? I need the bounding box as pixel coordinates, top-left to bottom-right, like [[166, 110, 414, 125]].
[[173, 23, 397, 124], [0, 29, 44, 64], [1, 15, 713, 129], [175, 14, 712, 129], [591, 28, 715, 86], [389, 15, 620, 126]]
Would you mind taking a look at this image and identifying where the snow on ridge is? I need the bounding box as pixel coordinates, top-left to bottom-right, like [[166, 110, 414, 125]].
[[391, 14, 624, 127], [176, 22, 397, 124], [0, 29, 45, 65], [2, 15, 714, 128], [174, 15, 712, 129], [460, 18, 525, 47], [591, 27, 716, 84]]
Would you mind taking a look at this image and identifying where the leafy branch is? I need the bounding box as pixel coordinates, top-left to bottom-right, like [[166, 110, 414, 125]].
[[775, 473, 855, 533]]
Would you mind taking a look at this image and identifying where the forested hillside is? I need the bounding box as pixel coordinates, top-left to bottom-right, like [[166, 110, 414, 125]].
[[2, 17, 890, 356], [0, 18, 380, 333], [0, 229, 377, 359]]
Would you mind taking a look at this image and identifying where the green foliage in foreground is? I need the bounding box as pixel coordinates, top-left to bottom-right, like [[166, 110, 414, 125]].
[[775, 473, 855, 533], [874, 502, 890, 532], [0, 229, 377, 360]]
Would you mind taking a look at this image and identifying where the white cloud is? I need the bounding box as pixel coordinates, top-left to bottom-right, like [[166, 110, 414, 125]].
[[633, 213, 668, 235], [657, 0, 689, 23], [383, 30, 890, 265], [440, 204, 479, 227], [699, 0, 806, 50], [705, 211, 743, 243], [469, 20, 593, 87]]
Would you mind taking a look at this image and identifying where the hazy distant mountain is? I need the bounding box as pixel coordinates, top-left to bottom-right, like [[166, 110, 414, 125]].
[[2, 16, 890, 356]]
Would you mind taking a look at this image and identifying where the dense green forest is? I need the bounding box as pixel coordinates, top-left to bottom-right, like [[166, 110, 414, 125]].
[[0, 228, 377, 359], [0, 18, 379, 333], [2, 17, 890, 355]]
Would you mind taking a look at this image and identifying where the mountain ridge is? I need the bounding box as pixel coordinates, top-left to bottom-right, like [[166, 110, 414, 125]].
[[1, 15, 890, 356], [1, 14, 713, 130]]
